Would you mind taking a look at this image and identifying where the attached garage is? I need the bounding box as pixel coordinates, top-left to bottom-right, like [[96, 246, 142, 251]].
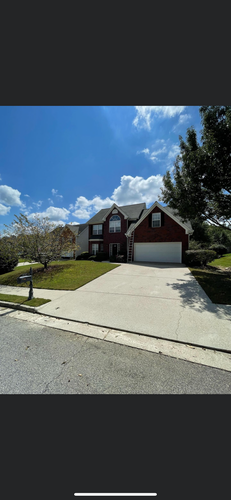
[[134, 242, 182, 263]]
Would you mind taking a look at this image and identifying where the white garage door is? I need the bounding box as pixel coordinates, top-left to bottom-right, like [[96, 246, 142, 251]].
[[134, 242, 182, 263]]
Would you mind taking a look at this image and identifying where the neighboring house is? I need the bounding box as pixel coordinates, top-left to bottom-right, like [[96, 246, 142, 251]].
[[61, 223, 88, 259], [87, 201, 193, 264]]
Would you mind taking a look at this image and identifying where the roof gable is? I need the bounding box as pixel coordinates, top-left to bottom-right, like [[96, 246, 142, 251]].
[[102, 203, 128, 221], [87, 203, 146, 225], [125, 201, 193, 235]]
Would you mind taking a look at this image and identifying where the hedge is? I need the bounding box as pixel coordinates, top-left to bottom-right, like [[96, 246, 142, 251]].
[[209, 244, 228, 256], [185, 250, 217, 266]]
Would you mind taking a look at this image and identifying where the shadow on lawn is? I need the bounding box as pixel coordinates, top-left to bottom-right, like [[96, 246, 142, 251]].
[[165, 272, 231, 320]]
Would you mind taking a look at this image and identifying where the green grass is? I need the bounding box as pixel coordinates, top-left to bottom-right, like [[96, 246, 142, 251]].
[[18, 258, 30, 263], [0, 293, 51, 307], [209, 252, 231, 268], [0, 260, 119, 290], [189, 267, 231, 304]]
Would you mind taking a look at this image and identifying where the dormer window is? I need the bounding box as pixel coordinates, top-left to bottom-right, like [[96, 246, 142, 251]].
[[152, 213, 161, 228], [109, 215, 121, 233]]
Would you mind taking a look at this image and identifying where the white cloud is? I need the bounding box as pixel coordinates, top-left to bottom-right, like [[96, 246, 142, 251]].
[[173, 113, 191, 131], [29, 206, 70, 223], [133, 106, 187, 130], [0, 185, 22, 206], [48, 198, 54, 205], [70, 175, 164, 220], [51, 188, 63, 200], [112, 175, 163, 205], [0, 203, 11, 216], [33, 200, 43, 208], [24, 194, 30, 198], [72, 208, 92, 220], [137, 143, 167, 163], [168, 144, 180, 159], [137, 148, 150, 155]]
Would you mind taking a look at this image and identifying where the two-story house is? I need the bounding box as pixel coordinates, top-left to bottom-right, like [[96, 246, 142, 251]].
[[87, 202, 146, 258], [87, 201, 193, 263]]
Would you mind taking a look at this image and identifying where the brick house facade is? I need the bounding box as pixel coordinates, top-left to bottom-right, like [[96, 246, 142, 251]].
[[88, 203, 146, 257], [134, 205, 189, 262], [87, 201, 193, 263], [126, 201, 193, 263]]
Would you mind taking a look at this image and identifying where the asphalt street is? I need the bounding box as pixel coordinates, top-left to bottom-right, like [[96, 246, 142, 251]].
[[1, 313, 231, 394]]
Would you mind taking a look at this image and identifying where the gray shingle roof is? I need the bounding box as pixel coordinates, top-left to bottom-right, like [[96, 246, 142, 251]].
[[166, 207, 193, 232], [87, 203, 146, 224], [66, 223, 88, 235]]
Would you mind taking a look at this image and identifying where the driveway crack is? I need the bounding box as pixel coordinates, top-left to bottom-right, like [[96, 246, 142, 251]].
[[175, 309, 183, 341]]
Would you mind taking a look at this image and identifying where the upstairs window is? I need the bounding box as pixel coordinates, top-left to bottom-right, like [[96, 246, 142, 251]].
[[109, 215, 121, 233], [92, 224, 103, 235], [152, 212, 161, 228]]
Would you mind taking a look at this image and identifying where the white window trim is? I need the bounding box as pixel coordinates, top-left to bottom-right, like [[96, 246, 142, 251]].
[[109, 215, 121, 233], [152, 212, 161, 228], [92, 224, 103, 235], [92, 243, 99, 255]]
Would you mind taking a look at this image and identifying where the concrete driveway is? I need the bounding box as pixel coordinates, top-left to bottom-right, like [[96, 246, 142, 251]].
[[38, 263, 231, 352]]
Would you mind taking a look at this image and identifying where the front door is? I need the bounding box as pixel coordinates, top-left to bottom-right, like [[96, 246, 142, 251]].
[[112, 244, 117, 256]]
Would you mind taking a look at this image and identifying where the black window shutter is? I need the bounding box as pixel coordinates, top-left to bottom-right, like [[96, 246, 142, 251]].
[[149, 213, 153, 227], [161, 211, 164, 226]]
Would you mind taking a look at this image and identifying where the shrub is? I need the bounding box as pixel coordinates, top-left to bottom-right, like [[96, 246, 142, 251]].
[[95, 252, 109, 262], [185, 250, 217, 267], [76, 252, 91, 260], [109, 256, 116, 262], [88, 255, 96, 260], [0, 238, 19, 274], [189, 240, 203, 250], [209, 244, 228, 256]]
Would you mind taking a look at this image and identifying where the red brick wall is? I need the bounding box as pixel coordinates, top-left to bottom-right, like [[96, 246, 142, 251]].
[[103, 209, 128, 255], [134, 206, 189, 262]]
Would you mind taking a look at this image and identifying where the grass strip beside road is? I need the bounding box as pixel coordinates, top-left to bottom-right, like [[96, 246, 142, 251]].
[[0, 293, 51, 307], [0, 260, 120, 290]]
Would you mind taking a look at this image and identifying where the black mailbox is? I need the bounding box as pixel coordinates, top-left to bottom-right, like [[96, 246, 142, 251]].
[[17, 275, 32, 284], [17, 267, 33, 300]]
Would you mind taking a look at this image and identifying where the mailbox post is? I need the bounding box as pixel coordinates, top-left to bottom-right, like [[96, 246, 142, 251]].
[[17, 267, 33, 300]]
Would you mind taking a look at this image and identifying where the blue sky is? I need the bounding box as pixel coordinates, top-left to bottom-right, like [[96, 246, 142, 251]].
[[0, 106, 202, 233]]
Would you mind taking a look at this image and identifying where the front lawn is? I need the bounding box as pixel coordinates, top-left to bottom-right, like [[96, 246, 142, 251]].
[[0, 293, 50, 307], [189, 267, 231, 304], [209, 252, 231, 268], [0, 260, 119, 290]]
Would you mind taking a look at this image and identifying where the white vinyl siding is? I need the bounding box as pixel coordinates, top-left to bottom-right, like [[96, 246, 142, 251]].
[[134, 242, 182, 263]]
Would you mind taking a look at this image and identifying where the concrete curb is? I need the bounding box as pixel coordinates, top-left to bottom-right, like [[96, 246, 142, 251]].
[[1, 299, 231, 357], [1, 304, 231, 373], [0, 301, 38, 313]]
